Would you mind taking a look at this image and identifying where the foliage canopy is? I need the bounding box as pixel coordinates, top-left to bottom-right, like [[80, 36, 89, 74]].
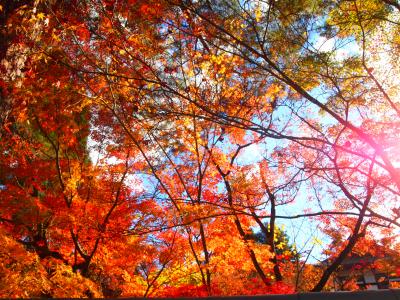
[[1, 0, 400, 297]]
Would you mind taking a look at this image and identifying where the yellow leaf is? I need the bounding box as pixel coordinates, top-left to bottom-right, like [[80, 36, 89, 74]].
[[312, 237, 323, 246], [255, 8, 262, 22], [52, 32, 61, 42], [37, 13, 46, 20]]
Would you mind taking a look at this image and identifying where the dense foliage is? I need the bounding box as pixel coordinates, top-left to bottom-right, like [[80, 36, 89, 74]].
[[1, 0, 400, 297]]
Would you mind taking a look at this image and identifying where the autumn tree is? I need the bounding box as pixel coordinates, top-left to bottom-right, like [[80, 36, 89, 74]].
[[1, 0, 400, 297]]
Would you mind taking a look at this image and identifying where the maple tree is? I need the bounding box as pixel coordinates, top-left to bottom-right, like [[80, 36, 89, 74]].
[[1, 0, 400, 297]]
